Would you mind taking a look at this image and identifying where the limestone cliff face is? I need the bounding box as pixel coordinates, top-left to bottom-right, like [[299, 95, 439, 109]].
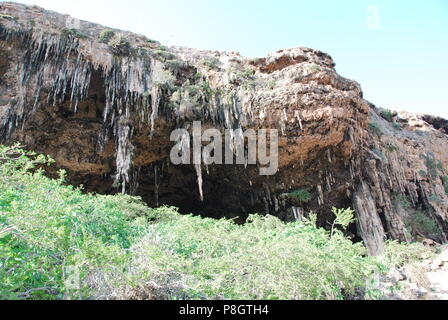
[[1, 2, 447, 255]]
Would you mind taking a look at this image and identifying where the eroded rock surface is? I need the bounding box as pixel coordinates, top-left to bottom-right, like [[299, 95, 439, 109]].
[[1, 2, 447, 255]]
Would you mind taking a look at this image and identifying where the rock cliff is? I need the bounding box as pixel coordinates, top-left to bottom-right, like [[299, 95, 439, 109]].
[[1, 2, 447, 255]]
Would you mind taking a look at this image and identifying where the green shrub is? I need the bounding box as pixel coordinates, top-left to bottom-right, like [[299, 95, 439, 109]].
[[200, 81, 215, 96], [0, 14, 17, 21], [428, 194, 443, 203], [368, 122, 383, 137], [287, 188, 312, 203], [393, 193, 411, 210], [153, 49, 176, 61], [266, 81, 276, 90], [0, 145, 147, 299], [382, 240, 432, 267], [405, 210, 440, 240], [235, 68, 255, 79], [386, 143, 399, 152], [109, 35, 131, 56], [99, 29, 115, 44], [419, 153, 438, 178], [201, 58, 220, 69], [146, 38, 159, 44], [330, 207, 355, 236], [309, 64, 322, 72], [436, 161, 444, 172], [99, 208, 383, 300], [380, 109, 394, 122], [392, 122, 401, 130], [165, 59, 185, 70]]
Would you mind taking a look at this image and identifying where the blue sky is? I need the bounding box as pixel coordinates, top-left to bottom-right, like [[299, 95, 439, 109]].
[[4, 0, 448, 118]]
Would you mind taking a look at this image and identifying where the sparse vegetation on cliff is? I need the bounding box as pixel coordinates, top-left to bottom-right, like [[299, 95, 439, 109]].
[[108, 35, 131, 56], [0, 14, 16, 21], [201, 58, 220, 69], [420, 153, 438, 178], [368, 121, 383, 137], [153, 47, 176, 61], [380, 109, 395, 122], [61, 28, 87, 39], [405, 209, 442, 241], [98, 29, 115, 44], [287, 188, 312, 203]]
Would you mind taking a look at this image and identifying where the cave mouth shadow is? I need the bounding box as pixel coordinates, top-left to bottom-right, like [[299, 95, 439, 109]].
[[135, 164, 259, 223]]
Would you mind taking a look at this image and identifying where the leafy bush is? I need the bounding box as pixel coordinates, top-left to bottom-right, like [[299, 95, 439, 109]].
[[379, 109, 394, 122], [201, 58, 220, 69], [109, 35, 131, 56], [420, 153, 438, 178], [0, 14, 17, 21], [386, 143, 399, 152], [428, 194, 443, 203], [393, 193, 411, 210], [442, 176, 448, 195], [97, 208, 382, 300], [266, 81, 276, 90], [382, 240, 432, 267], [146, 38, 159, 44], [0, 145, 148, 299], [236, 68, 255, 79], [368, 122, 383, 137], [165, 59, 186, 70], [287, 188, 312, 203], [309, 64, 322, 72], [330, 207, 355, 235], [392, 122, 401, 130], [62, 28, 87, 39], [99, 29, 115, 44], [405, 209, 441, 240], [153, 49, 176, 61]]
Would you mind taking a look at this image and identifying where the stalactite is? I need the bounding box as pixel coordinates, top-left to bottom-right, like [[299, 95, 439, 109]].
[[154, 164, 160, 206], [195, 163, 204, 201], [274, 195, 279, 212], [0, 28, 93, 138], [113, 117, 134, 193], [263, 196, 269, 215], [1, 24, 160, 191], [150, 86, 160, 137], [326, 175, 332, 192], [292, 207, 303, 221]]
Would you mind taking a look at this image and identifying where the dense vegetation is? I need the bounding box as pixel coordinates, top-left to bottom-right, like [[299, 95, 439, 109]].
[[0, 145, 429, 300]]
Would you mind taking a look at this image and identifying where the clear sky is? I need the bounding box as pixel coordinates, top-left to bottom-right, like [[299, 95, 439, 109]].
[[4, 0, 448, 118]]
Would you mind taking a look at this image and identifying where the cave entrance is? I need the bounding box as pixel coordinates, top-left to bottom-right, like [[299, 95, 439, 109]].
[[134, 163, 263, 222]]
